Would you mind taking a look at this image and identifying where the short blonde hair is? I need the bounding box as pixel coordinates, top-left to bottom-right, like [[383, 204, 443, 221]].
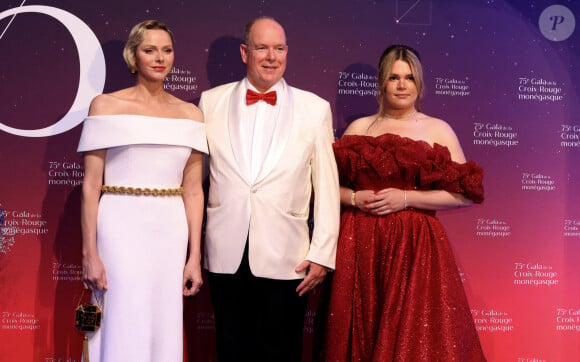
[[377, 45, 424, 113], [123, 20, 174, 74]]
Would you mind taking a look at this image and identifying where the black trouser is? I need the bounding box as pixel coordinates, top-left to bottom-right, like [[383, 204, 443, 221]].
[[208, 243, 308, 362]]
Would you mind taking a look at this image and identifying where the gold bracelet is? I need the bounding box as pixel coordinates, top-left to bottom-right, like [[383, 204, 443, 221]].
[[101, 185, 184, 196], [351, 191, 356, 207]]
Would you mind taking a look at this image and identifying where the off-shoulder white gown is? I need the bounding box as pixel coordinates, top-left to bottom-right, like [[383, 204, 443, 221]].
[[77, 115, 207, 362]]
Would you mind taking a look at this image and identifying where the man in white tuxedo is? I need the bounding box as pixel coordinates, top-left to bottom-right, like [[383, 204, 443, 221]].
[[199, 16, 340, 362]]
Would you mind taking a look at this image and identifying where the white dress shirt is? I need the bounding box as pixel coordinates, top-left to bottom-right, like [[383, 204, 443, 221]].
[[239, 78, 284, 183]]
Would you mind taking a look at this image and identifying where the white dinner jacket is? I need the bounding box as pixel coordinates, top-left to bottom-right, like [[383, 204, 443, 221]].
[[199, 79, 340, 280]]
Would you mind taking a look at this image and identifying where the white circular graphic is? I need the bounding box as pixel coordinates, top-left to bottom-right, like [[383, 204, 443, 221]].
[[539, 4, 576, 42], [0, 5, 106, 137]]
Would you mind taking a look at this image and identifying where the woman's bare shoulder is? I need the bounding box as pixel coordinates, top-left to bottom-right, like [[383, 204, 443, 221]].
[[421, 113, 466, 161], [343, 114, 378, 136], [420, 114, 456, 136], [167, 95, 203, 122], [88, 89, 133, 116]]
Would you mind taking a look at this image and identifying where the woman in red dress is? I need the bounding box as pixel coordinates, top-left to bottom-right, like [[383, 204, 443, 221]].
[[319, 45, 486, 361]]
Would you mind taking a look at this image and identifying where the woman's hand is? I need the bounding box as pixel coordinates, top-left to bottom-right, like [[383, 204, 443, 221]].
[[82, 254, 108, 291], [356, 188, 406, 215], [183, 259, 203, 297]]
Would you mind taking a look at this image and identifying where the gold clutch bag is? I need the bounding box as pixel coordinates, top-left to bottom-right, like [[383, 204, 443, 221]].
[[74, 290, 103, 332]]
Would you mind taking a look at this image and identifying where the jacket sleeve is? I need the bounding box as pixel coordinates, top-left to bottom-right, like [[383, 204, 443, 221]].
[[305, 101, 340, 269]]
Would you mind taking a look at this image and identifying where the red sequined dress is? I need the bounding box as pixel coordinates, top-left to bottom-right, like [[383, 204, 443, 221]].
[[320, 133, 486, 361]]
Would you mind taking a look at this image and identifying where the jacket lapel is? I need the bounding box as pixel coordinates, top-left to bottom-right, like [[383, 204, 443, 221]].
[[255, 80, 293, 184], [227, 81, 252, 185]]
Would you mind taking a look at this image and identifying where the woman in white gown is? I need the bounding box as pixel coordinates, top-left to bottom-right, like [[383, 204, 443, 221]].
[[78, 20, 207, 361]]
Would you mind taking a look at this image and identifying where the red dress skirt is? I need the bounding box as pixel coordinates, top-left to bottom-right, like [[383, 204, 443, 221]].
[[320, 133, 486, 361]]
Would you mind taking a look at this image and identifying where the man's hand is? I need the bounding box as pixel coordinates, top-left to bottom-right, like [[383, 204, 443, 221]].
[[295, 260, 327, 296]]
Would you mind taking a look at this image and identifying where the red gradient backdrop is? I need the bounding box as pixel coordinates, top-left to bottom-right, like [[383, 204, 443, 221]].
[[1, 1, 579, 361]]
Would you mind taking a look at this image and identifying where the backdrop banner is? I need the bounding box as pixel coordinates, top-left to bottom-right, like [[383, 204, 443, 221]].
[[1, 1, 579, 361]]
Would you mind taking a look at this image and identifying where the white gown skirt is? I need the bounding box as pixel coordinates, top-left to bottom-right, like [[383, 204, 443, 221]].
[[87, 144, 191, 362]]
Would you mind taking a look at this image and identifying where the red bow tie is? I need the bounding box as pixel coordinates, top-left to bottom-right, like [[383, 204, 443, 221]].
[[246, 89, 277, 105]]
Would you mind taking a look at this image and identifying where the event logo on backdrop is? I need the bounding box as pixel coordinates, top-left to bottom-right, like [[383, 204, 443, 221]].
[[0, 5, 105, 137]]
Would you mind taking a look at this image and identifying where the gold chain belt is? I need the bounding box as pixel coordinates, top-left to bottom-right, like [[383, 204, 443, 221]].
[[101, 185, 184, 196]]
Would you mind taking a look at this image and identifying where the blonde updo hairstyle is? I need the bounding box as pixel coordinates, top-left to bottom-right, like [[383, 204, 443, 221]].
[[123, 20, 175, 74], [377, 44, 424, 113]]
